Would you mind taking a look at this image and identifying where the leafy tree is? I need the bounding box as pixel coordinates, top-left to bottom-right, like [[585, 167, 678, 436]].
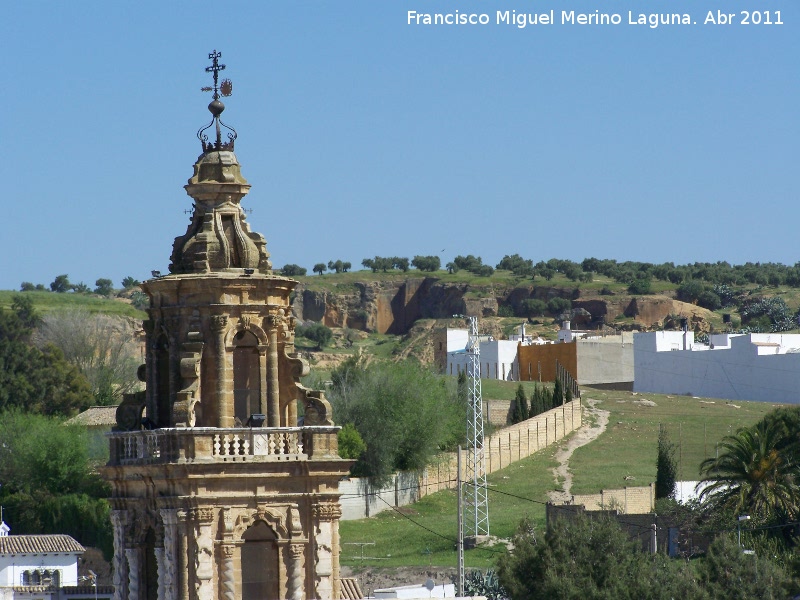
[[552, 378, 564, 407], [497, 254, 534, 278], [453, 255, 483, 272], [628, 277, 651, 295], [511, 385, 528, 424], [342, 261, 352, 273], [34, 309, 141, 406], [677, 280, 704, 303], [656, 425, 678, 500], [313, 263, 327, 276], [94, 278, 114, 296], [362, 258, 376, 272], [20, 281, 35, 292], [445, 261, 458, 274], [412, 255, 441, 272], [522, 299, 547, 318], [0, 410, 112, 557], [498, 515, 704, 600], [328, 260, 344, 273], [337, 423, 366, 460], [697, 534, 792, 599], [296, 322, 333, 350], [547, 297, 571, 315], [328, 360, 466, 486], [699, 421, 800, 523], [121, 276, 141, 289], [50, 274, 71, 293], [392, 257, 410, 272], [0, 298, 92, 416], [71, 282, 90, 294], [281, 264, 307, 276]]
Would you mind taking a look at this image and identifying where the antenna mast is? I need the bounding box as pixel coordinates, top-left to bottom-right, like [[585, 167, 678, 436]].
[[463, 315, 489, 540]]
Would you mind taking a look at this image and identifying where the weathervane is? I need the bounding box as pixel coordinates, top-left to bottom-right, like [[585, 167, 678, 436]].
[[197, 50, 237, 152]]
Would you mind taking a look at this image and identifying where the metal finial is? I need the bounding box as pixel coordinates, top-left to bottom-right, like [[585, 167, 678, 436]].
[[197, 50, 237, 152]]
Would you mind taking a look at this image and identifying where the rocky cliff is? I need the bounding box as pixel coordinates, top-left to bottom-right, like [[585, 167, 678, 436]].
[[292, 278, 701, 335]]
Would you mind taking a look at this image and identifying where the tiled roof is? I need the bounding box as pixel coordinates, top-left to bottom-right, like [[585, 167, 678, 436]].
[[340, 577, 364, 600], [64, 406, 118, 427], [0, 535, 85, 554]]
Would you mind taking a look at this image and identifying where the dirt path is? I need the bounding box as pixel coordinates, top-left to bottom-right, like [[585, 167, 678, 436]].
[[548, 397, 609, 503]]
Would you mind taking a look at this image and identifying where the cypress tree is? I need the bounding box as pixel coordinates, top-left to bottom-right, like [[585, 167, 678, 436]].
[[552, 378, 564, 407]]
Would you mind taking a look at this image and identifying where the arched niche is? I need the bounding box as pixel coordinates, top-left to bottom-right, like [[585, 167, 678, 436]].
[[233, 330, 261, 425], [240, 520, 279, 600]]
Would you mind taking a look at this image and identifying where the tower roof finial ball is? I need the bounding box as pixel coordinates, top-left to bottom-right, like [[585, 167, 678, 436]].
[[208, 99, 225, 117]]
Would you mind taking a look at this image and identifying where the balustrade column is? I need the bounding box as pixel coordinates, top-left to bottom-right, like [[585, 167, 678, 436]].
[[266, 315, 281, 427], [211, 316, 232, 427]]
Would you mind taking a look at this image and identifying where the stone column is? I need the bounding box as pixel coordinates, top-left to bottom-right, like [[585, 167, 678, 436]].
[[177, 509, 190, 600], [312, 503, 342, 600], [193, 508, 216, 600], [110, 510, 129, 600], [266, 315, 281, 427], [219, 544, 236, 600], [155, 548, 166, 600], [211, 315, 231, 428], [160, 509, 178, 600], [258, 345, 269, 416], [125, 548, 140, 600], [288, 544, 305, 600]]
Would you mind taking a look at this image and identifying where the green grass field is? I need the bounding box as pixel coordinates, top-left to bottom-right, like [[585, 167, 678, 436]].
[[340, 387, 778, 570], [0, 290, 146, 319]]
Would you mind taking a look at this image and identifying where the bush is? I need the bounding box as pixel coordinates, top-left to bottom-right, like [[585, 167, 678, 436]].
[[296, 322, 332, 349], [281, 264, 307, 276], [522, 299, 547, 318], [628, 277, 651, 295], [547, 297, 571, 315], [337, 423, 366, 460]]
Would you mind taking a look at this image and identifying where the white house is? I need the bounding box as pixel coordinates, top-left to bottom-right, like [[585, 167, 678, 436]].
[[445, 328, 522, 381], [0, 521, 107, 600], [634, 331, 800, 403]]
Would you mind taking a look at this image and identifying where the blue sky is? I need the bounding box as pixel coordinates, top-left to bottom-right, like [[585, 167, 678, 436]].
[[2, 1, 798, 290]]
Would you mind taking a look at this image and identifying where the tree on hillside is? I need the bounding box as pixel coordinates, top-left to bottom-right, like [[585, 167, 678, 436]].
[[392, 257, 410, 272], [296, 323, 332, 350], [313, 263, 327, 276], [34, 309, 141, 406], [71, 282, 90, 294], [362, 258, 376, 272], [655, 424, 678, 500], [20, 282, 35, 292], [327, 260, 344, 274], [121, 276, 141, 289], [328, 360, 466, 486], [0, 297, 92, 416], [547, 297, 571, 315], [94, 278, 114, 297], [281, 264, 307, 276], [50, 274, 71, 293], [497, 254, 534, 278], [411, 255, 441, 272], [342, 261, 352, 273], [522, 299, 547, 318]]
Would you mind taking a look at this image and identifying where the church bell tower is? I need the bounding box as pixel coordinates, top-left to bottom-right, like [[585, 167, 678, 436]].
[[102, 51, 351, 600]]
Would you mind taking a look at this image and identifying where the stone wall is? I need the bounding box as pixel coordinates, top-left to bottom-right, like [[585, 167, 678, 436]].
[[340, 400, 583, 520], [568, 483, 655, 514]]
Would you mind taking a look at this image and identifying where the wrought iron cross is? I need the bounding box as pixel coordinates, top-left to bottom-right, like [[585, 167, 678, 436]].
[[202, 50, 232, 100]]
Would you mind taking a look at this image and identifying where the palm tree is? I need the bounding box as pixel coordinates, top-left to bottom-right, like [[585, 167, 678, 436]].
[[699, 421, 800, 522]]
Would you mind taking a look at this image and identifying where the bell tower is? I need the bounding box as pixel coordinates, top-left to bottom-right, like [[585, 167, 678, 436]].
[[103, 51, 351, 600]]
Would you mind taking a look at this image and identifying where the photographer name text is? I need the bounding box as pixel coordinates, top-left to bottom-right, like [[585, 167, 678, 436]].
[[407, 9, 784, 28]]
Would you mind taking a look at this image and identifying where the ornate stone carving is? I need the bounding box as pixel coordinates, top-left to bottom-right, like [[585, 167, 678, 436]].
[[110, 511, 129, 600], [219, 544, 236, 600], [312, 503, 342, 522], [240, 314, 252, 330], [265, 314, 282, 328], [297, 385, 334, 426], [160, 509, 178, 600], [172, 332, 204, 428], [113, 391, 146, 432], [289, 544, 305, 600], [125, 548, 140, 600], [191, 507, 216, 523], [210, 315, 228, 332]]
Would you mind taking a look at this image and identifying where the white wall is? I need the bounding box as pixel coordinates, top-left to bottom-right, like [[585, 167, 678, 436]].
[[634, 332, 800, 403], [446, 340, 519, 381], [0, 551, 80, 587]]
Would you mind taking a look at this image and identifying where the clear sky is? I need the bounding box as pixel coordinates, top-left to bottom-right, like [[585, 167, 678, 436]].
[[2, 1, 798, 291]]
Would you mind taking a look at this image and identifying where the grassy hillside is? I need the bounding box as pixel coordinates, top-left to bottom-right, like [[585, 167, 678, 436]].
[[339, 388, 776, 570], [0, 290, 146, 319]]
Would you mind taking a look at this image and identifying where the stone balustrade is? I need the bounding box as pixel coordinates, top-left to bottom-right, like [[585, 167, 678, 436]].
[[107, 426, 340, 465]]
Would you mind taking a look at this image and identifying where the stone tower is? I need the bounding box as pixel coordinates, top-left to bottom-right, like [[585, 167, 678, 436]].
[[103, 51, 351, 600]]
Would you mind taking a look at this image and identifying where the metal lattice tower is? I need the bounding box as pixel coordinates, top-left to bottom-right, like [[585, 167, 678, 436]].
[[463, 316, 489, 538]]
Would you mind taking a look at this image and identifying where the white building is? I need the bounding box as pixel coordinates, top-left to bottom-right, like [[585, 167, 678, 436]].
[[634, 331, 800, 403], [445, 327, 524, 381]]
